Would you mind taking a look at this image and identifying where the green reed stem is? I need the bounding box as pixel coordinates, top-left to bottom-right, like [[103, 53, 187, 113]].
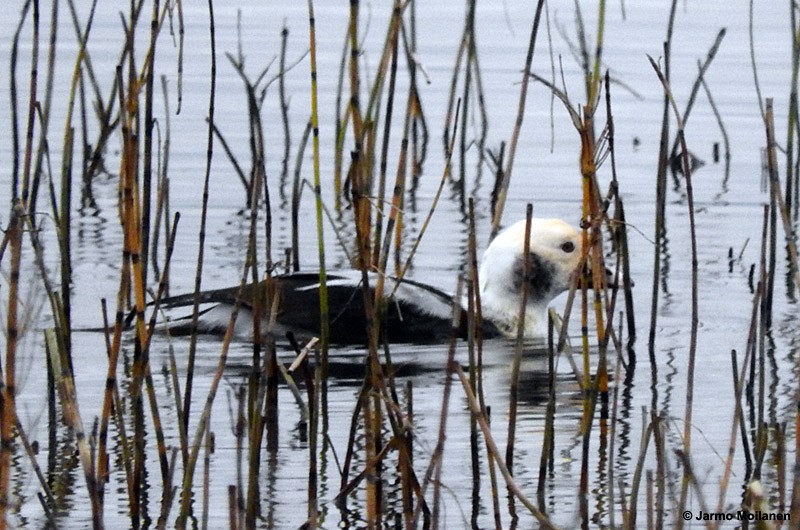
[[306, 0, 327, 525]]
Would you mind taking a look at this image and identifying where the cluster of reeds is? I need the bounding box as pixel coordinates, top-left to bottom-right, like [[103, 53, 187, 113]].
[[2, 0, 800, 529]]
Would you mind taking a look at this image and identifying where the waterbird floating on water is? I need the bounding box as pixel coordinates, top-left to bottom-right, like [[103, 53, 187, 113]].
[[157, 218, 612, 344]]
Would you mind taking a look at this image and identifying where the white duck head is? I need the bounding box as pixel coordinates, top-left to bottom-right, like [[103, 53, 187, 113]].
[[478, 218, 584, 337]]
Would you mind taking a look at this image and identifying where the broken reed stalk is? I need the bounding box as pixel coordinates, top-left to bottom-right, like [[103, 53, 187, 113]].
[[667, 28, 726, 162], [152, 74, 173, 291], [698, 71, 731, 193], [291, 120, 313, 271], [647, 54, 701, 528]]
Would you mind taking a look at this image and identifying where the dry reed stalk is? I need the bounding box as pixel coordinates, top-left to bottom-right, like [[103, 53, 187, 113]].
[[764, 99, 800, 292], [333, 29, 350, 210], [156, 449, 180, 529], [625, 411, 656, 529], [699, 72, 731, 194], [388, 99, 461, 299], [467, 200, 502, 529], [419, 279, 463, 530], [9, 0, 32, 196], [605, 315, 626, 529], [151, 75, 173, 291], [666, 29, 726, 162], [603, 73, 636, 353], [788, 3, 800, 218], [0, 209, 23, 528], [228, 485, 238, 530], [181, 0, 217, 441], [176, 272, 251, 528], [29, 0, 60, 218], [491, 0, 546, 236], [761, 98, 800, 520], [452, 361, 559, 529], [374, 80, 417, 302], [291, 120, 313, 271], [114, 64, 147, 522], [505, 206, 534, 520], [371, 2, 402, 270], [648, 0, 678, 371], [201, 428, 213, 530], [537, 313, 557, 512], [140, 0, 162, 287], [647, 54, 701, 528], [279, 24, 291, 178], [45, 328, 103, 528], [19, 0, 39, 206], [442, 0, 487, 185], [716, 345, 755, 513]]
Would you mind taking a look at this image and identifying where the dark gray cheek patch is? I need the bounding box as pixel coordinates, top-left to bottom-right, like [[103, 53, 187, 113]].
[[511, 252, 554, 302]]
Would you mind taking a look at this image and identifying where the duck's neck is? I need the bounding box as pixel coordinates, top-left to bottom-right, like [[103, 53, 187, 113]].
[[477, 294, 548, 338]]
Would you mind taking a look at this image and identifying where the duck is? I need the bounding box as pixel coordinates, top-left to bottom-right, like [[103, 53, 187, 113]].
[[156, 218, 602, 344]]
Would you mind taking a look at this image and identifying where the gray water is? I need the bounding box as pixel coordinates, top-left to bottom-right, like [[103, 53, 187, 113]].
[[0, 1, 797, 528]]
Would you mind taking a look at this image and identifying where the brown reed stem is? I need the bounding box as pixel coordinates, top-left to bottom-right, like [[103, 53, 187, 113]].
[[291, 120, 313, 271], [19, 0, 39, 206], [492, 0, 546, 236], [389, 99, 461, 299], [0, 207, 23, 528], [279, 24, 291, 178], [452, 362, 559, 529], [505, 206, 533, 519], [182, 0, 217, 441], [423, 279, 464, 529], [647, 54, 701, 529], [45, 327, 103, 528]]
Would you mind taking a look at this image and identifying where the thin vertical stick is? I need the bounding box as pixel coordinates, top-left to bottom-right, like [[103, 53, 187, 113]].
[[306, 0, 327, 525], [506, 205, 533, 520], [647, 55, 700, 529], [0, 208, 23, 528], [491, 0, 546, 236], [183, 0, 217, 438]]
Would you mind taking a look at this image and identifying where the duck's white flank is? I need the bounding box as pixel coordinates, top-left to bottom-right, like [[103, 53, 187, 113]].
[[478, 218, 583, 337]]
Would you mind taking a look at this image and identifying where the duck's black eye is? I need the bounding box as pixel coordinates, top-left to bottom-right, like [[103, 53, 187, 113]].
[[560, 241, 575, 253]]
